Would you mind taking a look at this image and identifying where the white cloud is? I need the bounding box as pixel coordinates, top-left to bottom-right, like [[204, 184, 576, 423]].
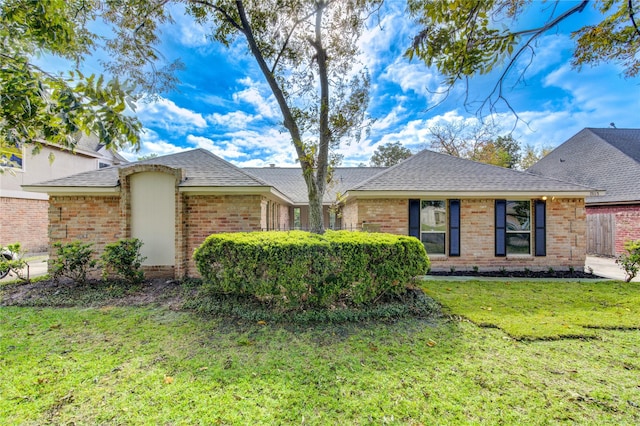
[[371, 105, 407, 131], [233, 85, 279, 119], [120, 128, 188, 161], [186, 135, 247, 159], [207, 110, 258, 128], [136, 97, 208, 135], [379, 59, 446, 104]]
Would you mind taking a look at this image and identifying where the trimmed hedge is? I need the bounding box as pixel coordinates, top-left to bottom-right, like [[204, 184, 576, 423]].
[[193, 230, 430, 310]]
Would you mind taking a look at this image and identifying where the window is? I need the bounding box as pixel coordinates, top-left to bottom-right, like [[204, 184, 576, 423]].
[[420, 200, 446, 255], [99, 162, 111, 169], [293, 207, 301, 230], [496, 200, 531, 255], [0, 143, 23, 169]]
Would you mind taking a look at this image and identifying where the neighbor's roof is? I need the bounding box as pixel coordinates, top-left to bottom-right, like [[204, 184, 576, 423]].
[[348, 149, 597, 197], [246, 166, 386, 204], [527, 128, 640, 204]]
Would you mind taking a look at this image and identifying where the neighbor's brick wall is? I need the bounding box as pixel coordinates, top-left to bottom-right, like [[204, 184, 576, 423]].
[[343, 197, 586, 272], [183, 194, 263, 276], [1, 197, 49, 252], [587, 204, 640, 255]]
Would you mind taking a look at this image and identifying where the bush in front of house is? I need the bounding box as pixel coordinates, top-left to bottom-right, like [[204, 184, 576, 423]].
[[616, 239, 640, 283], [193, 230, 430, 310], [101, 238, 146, 285], [50, 241, 97, 284]]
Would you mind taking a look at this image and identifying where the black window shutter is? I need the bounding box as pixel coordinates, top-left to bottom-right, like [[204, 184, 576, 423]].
[[495, 200, 506, 256], [449, 199, 461, 256], [408, 199, 420, 239], [535, 200, 546, 256]]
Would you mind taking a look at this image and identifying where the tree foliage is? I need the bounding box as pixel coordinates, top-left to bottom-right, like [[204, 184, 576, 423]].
[[99, 0, 379, 233], [0, 0, 141, 165], [406, 0, 640, 116], [370, 141, 413, 166], [427, 120, 522, 168], [520, 143, 553, 169]]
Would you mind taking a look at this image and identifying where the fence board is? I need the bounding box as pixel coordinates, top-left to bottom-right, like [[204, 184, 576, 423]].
[[587, 214, 615, 256]]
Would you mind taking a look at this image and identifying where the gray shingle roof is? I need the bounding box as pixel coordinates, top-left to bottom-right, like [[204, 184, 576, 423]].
[[27, 147, 595, 201], [351, 149, 596, 194], [27, 149, 271, 189], [246, 167, 386, 204], [527, 128, 640, 204]]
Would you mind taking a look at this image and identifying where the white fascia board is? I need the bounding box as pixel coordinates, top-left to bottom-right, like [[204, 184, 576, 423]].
[[180, 186, 293, 205], [0, 189, 49, 200], [344, 189, 598, 201], [21, 186, 120, 196]]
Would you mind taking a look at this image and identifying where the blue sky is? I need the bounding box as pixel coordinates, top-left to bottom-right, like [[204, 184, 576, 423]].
[[97, 1, 639, 166]]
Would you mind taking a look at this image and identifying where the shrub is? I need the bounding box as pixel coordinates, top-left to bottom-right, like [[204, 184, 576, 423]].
[[0, 243, 29, 282], [101, 238, 146, 285], [50, 241, 97, 284], [616, 239, 640, 283], [193, 230, 430, 310]]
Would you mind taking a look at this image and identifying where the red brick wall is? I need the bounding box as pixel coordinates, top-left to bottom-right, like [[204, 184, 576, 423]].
[[587, 204, 640, 255], [183, 194, 263, 276], [1, 197, 49, 252], [343, 197, 586, 272]]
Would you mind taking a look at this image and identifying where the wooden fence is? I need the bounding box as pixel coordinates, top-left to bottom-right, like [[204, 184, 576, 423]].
[[586, 213, 615, 256]]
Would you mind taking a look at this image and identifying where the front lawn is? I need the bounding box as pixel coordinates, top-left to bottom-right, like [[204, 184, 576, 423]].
[[423, 279, 640, 339], [1, 280, 639, 424]]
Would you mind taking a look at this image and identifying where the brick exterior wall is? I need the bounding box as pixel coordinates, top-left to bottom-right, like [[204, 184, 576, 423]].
[[343, 197, 586, 272], [1, 197, 49, 252], [48, 195, 122, 278], [341, 199, 409, 234], [587, 204, 640, 255], [183, 194, 264, 276]]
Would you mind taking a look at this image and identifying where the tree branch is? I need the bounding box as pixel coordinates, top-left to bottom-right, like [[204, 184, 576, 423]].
[[629, 0, 640, 38]]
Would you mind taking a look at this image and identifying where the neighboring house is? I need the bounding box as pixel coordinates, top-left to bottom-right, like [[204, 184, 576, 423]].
[[24, 148, 597, 278], [1, 135, 128, 252], [528, 128, 640, 257]]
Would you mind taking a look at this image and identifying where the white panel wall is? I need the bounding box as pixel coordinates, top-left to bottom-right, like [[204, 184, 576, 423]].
[[130, 172, 175, 265]]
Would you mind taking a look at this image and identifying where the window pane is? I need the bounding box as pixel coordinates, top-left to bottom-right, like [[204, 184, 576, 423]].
[[422, 233, 445, 255], [421, 200, 446, 232], [507, 232, 530, 254], [506, 201, 530, 231]]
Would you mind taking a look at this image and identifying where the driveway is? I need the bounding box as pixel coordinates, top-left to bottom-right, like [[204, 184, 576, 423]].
[[585, 255, 638, 282]]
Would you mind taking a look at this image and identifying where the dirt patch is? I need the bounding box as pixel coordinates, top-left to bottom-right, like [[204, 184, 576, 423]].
[[0, 277, 192, 309]]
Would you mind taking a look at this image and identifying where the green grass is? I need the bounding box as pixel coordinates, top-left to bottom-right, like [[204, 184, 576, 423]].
[[422, 279, 640, 339], [1, 280, 640, 424]]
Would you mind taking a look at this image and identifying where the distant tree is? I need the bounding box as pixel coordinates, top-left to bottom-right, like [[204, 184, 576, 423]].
[[0, 0, 141, 166], [370, 142, 413, 167], [473, 135, 521, 168], [406, 0, 640, 116], [137, 153, 159, 161], [520, 144, 553, 170], [428, 121, 522, 168]]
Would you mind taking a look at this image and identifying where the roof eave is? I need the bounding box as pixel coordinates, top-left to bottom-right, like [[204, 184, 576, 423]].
[[22, 185, 120, 195], [179, 185, 293, 204], [344, 189, 599, 201]]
